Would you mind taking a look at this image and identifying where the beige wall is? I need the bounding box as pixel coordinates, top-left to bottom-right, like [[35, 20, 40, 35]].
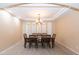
[[0, 10, 22, 51], [55, 10, 79, 54]]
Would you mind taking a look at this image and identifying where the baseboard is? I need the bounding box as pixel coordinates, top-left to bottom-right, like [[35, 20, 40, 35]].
[[0, 40, 22, 54], [56, 41, 79, 55]]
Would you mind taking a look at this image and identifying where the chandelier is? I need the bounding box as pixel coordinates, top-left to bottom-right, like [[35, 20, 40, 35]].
[[35, 14, 42, 24]]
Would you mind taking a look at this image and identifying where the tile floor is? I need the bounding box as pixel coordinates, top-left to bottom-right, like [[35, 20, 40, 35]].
[[0, 40, 75, 55]]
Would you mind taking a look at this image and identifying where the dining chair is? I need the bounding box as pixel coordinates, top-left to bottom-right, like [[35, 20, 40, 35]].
[[29, 35, 38, 48], [52, 34, 56, 48], [41, 35, 51, 48], [23, 33, 28, 48]]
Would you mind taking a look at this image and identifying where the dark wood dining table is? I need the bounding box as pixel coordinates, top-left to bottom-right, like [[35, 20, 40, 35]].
[[24, 34, 55, 48]]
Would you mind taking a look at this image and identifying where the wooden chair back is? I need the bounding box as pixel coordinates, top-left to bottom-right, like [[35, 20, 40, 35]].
[[52, 34, 56, 39], [23, 33, 27, 39]]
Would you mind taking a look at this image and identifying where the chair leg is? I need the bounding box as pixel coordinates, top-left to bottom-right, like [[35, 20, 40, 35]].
[[47, 42, 50, 48], [35, 42, 38, 48], [52, 42, 55, 48], [24, 42, 26, 48], [48, 43, 51, 48], [41, 42, 45, 48], [29, 42, 32, 48], [41, 42, 43, 47], [43, 44, 45, 48]]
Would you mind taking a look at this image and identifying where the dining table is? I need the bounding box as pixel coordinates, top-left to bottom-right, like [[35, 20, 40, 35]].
[[24, 34, 55, 48]]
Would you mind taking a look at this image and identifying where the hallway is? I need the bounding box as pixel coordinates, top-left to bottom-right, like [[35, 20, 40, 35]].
[[0, 40, 75, 55]]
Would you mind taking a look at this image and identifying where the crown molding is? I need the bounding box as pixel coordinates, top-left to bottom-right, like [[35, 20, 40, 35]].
[[51, 8, 69, 21], [1, 3, 79, 12]]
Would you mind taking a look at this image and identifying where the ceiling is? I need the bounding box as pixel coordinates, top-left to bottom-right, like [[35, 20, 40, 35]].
[[0, 3, 79, 21]]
